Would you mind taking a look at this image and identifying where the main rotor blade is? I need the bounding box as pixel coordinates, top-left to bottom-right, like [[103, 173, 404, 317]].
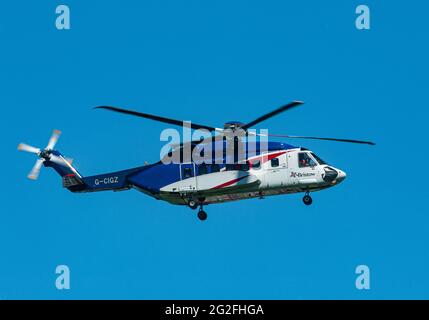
[[241, 101, 304, 130], [28, 159, 44, 180], [168, 133, 225, 150], [258, 133, 375, 145], [94, 106, 216, 131], [46, 129, 61, 150], [17, 143, 41, 154]]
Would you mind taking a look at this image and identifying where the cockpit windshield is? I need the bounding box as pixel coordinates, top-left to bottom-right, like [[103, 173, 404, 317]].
[[298, 152, 316, 167], [310, 152, 327, 165]]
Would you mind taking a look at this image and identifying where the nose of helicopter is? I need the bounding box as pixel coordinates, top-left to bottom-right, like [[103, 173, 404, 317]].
[[336, 169, 347, 183]]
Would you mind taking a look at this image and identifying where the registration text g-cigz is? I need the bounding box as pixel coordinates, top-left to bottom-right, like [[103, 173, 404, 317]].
[[94, 176, 119, 185]]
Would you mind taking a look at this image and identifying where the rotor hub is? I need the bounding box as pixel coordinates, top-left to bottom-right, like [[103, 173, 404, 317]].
[[39, 149, 51, 159], [223, 121, 245, 131]]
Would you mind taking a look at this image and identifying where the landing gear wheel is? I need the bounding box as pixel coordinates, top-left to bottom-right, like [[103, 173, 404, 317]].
[[197, 210, 207, 221], [303, 194, 313, 206], [188, 200, 198, 210]]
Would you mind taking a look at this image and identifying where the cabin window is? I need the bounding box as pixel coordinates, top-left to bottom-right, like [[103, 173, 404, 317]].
[[298, 152, 316, 168], [252, 160, 261, 169], [183, 167, 193, 178], [234, 163, 249, 171], [211, 164, 220, 173], [271, 158, 279, 168], [198, 163, 208, 175], [241, 162, 249, 171], [225, 163, 249, 171]]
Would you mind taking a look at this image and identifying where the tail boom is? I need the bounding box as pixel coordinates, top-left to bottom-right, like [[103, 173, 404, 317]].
[[59, 166, 146, 193]]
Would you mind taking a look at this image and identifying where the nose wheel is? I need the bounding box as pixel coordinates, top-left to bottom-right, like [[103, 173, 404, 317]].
[[303, 193, 313, 206]]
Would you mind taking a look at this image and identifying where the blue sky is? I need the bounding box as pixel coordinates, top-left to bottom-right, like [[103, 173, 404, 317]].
[[1, 0, 428, 299]]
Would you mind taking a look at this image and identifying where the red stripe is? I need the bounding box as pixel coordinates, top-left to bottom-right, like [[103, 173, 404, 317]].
[[211, 175, 249, 190], [249, 151, 286, 167], [266, 151, 286, 162], [211, 151, 287, 189]]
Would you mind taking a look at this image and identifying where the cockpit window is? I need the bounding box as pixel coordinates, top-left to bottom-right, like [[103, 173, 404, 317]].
[[298, 152, 316, 168], [310, 152, 327, 165]]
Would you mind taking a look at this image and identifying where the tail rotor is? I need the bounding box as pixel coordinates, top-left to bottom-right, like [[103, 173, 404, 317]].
[[17, 129, 64, 180]]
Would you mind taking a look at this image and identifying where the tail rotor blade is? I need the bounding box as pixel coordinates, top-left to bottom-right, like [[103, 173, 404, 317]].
[[17, 143, 40, 154], [46, 129, 61, 150], [28, 159, 44, 180]]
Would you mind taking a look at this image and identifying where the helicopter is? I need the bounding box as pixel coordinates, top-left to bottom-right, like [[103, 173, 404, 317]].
[[17, 101, 375, 221]]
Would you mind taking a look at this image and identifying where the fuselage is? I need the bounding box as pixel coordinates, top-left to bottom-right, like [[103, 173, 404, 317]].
[[123, 141, 346, 206], [43, 139, 347, 209]]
